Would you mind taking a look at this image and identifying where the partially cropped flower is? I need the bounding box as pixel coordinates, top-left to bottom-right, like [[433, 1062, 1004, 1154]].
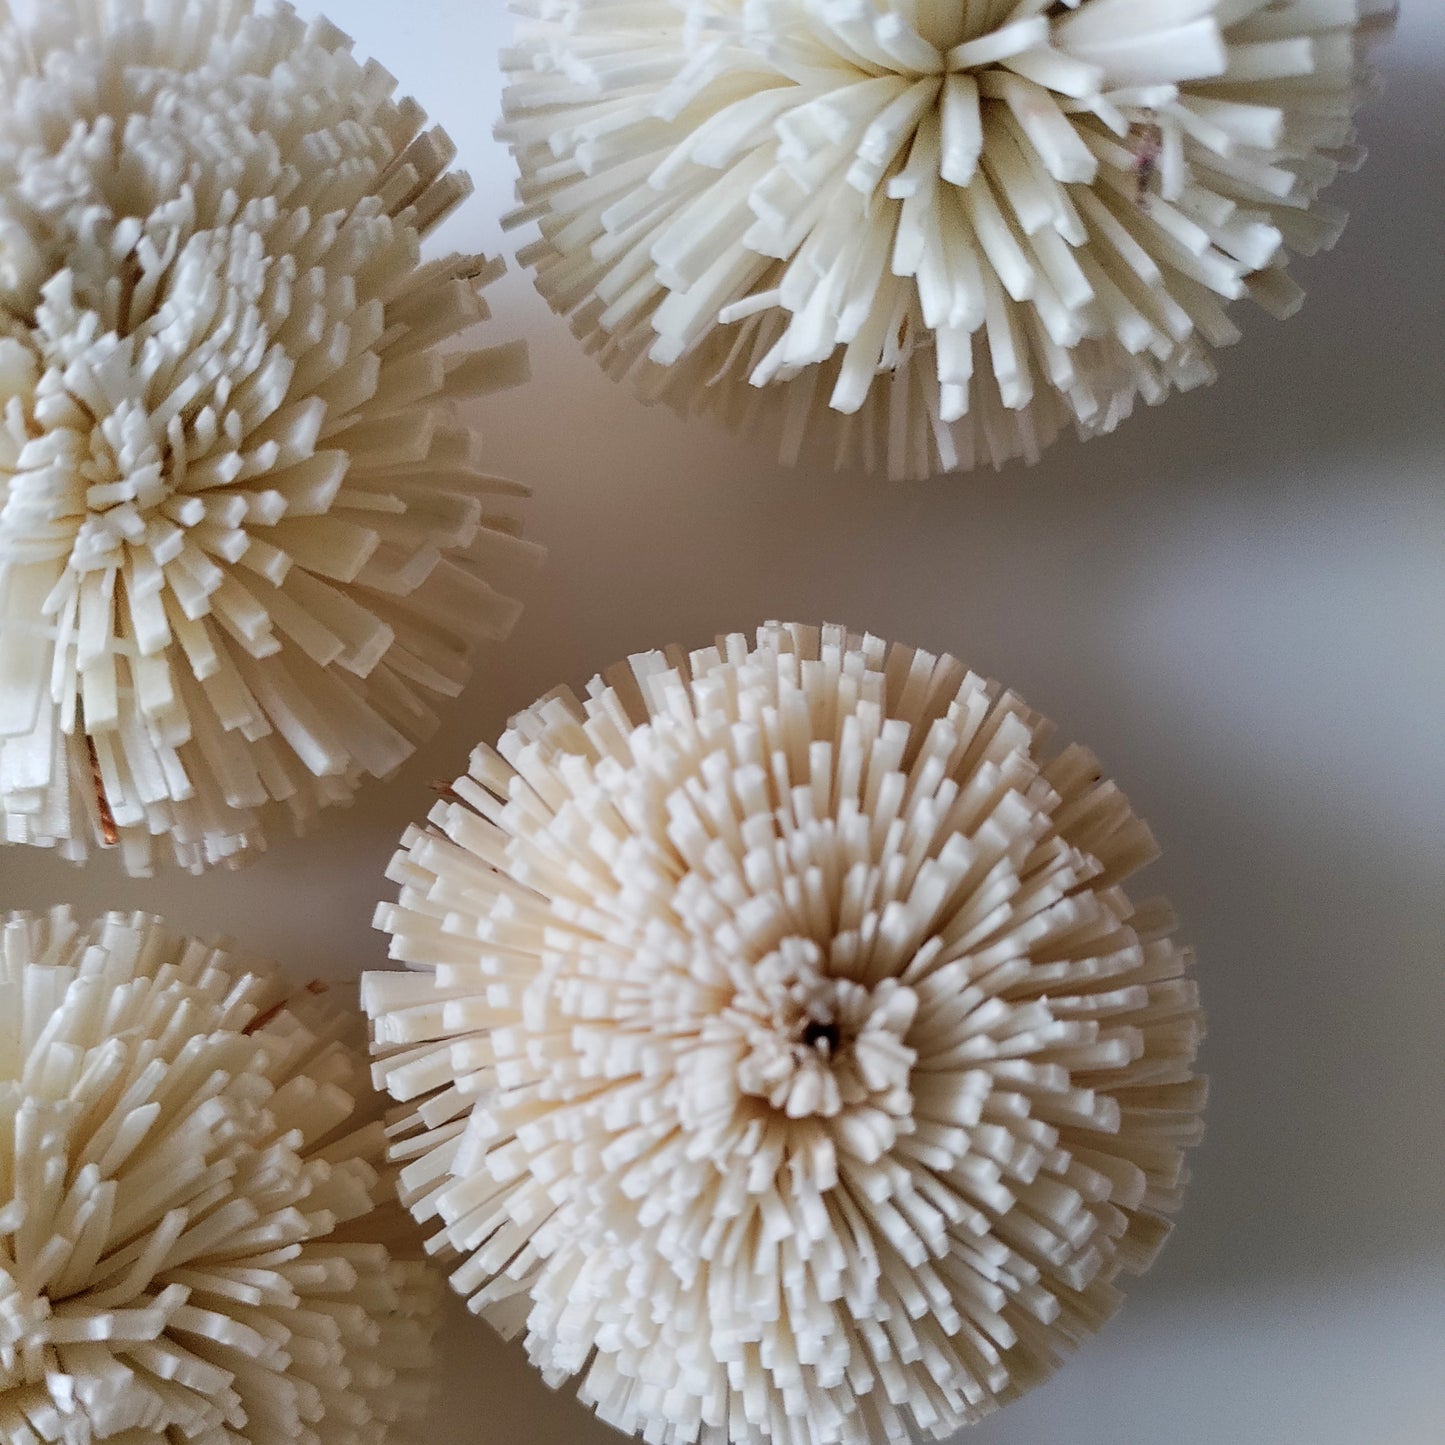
[[0, 907, 440, 1445], [0, 0, 537, 875], [366, 621, 1206, 1445], [501, 0, 1394, 479]]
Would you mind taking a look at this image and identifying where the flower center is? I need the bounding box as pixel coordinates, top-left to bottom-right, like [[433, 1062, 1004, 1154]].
[[800, 1017, 842, 1056], [1, 348, 178, 574], [823, 2, 1074, 78], [728, 937, 918, 1122]]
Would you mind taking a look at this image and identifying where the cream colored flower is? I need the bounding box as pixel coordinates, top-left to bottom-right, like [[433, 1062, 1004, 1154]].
[[1, 907, 440, 1445], [0, 0, 536, 874], [367, 621, 1206, 1444], [501, 0, 1392, 478]]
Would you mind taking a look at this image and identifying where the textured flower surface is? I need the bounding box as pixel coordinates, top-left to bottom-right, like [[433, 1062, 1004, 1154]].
[[366, 622, 1206, 1445], [0, 0, 537, 875], [0, 907, 440, 1445], [501, 0, 1393, 479]]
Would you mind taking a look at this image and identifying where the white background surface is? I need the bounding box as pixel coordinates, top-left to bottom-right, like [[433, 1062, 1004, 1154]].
[[5, 3, 1443, 1442]]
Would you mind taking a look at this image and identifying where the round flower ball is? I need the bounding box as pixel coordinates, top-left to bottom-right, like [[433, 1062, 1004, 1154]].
[[500, 0, 1393, 480], [0, 0, 538, 876], [0, 906, 441, 1444], [366, 621, 1206, 1445]]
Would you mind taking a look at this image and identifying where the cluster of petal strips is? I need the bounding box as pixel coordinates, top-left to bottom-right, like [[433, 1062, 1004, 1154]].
[[503, 0, 1391, 477], [1, 907, 439, 1445], [368, 621, 1207, 1445], [0, 0, 534, 873]]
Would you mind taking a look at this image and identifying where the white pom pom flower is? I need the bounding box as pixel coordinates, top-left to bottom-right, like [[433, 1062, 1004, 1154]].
[[0, 0, 538, 875], [501, 0, 1394, 479], [0, 907, 441, 1445], [366, 621, 1206, 1445]]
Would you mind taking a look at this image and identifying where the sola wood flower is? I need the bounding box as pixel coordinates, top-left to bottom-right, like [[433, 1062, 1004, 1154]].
[[0, 0, 538, 875], [501, 0, 1394, 479], [366, 621, 1206, 1445], [0, 907, 440, 1445]]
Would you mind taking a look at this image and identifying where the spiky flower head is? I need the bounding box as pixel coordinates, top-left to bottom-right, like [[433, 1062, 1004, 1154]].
[[0, 0, 537, 874], [1, 906, 441, 1445], [367, 621, 1206, 1445], [501, 0, 1393, 479]]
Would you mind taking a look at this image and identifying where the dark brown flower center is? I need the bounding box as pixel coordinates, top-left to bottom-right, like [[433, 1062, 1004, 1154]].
[[801, 1018, 842, 1056]]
